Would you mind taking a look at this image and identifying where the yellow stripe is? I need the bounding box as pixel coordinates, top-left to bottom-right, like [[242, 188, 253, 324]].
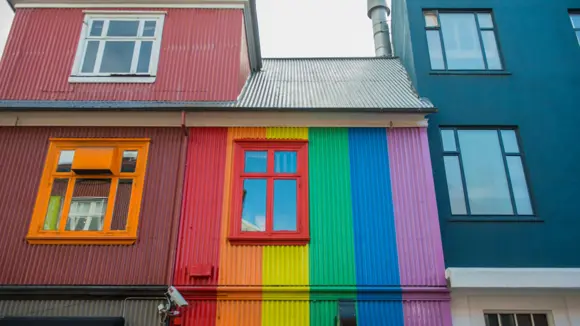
[[263, 127, 309, 325]]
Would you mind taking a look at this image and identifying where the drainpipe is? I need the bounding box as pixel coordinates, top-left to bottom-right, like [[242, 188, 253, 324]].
[[367, 0, 392, 57], [164, 111, 188, 286]]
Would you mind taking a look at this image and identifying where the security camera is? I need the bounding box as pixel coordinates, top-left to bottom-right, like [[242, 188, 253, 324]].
[[167, 286, 188, 308]]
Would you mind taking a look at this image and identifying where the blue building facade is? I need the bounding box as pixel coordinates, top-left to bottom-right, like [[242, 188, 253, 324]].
[[391, 0, 580, 324]]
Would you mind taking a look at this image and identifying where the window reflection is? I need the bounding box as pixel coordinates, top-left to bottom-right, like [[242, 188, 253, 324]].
[[56, 150, 75, 172], [241, 179, 267, 232], [273, 179, 297, 231], [65, 178, 111, 231], [244, 151, 267, 173], [274, 151, 297, 173]]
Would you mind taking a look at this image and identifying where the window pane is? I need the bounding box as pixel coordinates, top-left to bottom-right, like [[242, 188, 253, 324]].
[[99, 41, 135, 73], [121, 150, 138, 173], [241, 179, 266, 232], [273, 179, 297, 231], [43, 178, 69, 230], [576, 31, 580, 45], [570, 14, 580, 28], [444, 156, 467, 214], [458, 130, 513, 215], [484, 314, 499, 326], [81, 41, 99, 73], [89, 20, 104, 36], [440, 13, 485, 70], [274, 151, 297, 173], [500, 130, 519, 153], [441, 129, 457, 151], [533, 314, 549, 326], [481, 31, 502, 70], [66, 178, 111, 231], [107, 20, 139, 36], [426, 30, 445, 70], [477, 13, 493, 28], [516, 314, 533, 326], [507, 156, 533, 215], [56, 150, 75, 172], [143, 21, 156, 37], [244, 151, 267, 173], [111, 179, 133, 231], [499, 314, 515, 326], [137, 41, 153, 73], [424, 11, 439, 27]]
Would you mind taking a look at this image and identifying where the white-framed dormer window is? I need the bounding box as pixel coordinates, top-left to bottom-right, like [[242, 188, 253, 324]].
[[69, 13, 165, 83]]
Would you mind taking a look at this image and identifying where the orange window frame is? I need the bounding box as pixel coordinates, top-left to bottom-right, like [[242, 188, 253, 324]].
[[26, 138, 150, 245], [229, 140, 309, 245]]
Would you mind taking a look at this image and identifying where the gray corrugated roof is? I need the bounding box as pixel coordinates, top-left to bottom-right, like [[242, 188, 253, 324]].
[[237, 57, 433, 109], [0, 57, 434, 112]]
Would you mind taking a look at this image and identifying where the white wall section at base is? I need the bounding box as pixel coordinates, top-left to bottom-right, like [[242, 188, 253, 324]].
[[451, 291, 580, 326]]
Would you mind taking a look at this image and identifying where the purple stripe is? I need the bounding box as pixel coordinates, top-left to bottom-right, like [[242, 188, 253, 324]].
[[388, 127, 446, 286], [388, 128, 452, 325]]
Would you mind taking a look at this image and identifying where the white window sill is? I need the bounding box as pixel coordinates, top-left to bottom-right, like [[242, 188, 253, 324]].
[[68, 76, 156, 83]]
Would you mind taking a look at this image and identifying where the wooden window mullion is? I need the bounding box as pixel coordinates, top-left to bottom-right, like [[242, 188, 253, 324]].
[[102, 177, 119, 232], [57, 176, 76, 232]]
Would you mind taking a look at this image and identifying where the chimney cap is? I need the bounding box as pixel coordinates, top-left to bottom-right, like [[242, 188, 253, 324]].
[[367, 0, 390, 18]]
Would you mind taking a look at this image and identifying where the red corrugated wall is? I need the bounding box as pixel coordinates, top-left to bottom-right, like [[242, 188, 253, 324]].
[[0, 127, 183, 285], [173, 128, 228, 287], [0, 8, 246, 101]]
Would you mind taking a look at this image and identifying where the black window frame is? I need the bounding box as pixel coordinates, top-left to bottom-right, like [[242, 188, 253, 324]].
[[423, 10, 504, 71], [440, 127, 535, 217]]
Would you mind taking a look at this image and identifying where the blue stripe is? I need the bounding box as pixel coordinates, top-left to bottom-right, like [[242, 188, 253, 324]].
[[348, 128, 403, 324]]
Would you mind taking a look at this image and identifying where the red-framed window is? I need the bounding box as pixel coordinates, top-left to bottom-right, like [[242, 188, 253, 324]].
[[229, 140, 309, 245]]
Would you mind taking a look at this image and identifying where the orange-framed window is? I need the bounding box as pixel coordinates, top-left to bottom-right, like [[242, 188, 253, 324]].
[[229, 140, 309, 245], [26, 138, 150, 245]]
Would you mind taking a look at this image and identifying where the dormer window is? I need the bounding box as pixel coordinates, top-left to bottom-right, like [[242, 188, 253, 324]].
[[69, 13, 165, 83]]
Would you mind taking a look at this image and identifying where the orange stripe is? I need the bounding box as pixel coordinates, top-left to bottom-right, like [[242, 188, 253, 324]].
[[217, 128, 266, 325]]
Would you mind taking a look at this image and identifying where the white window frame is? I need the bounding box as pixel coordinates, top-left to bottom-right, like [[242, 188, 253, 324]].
[[67, 197, 107, 231], [69, 12, 166, 83]]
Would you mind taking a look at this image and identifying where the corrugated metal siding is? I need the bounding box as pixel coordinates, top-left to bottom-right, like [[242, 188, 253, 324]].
[[262, 300, 309, 326], [348, 128, 400, 286], [308, 128, 356, 287], [388, 128, 446, 287], [215, 300, 261, 326], [0, 8, 245, 101], [174, 128, 228, 287], [217, 128, 265, 286], [358, 300, 404, 326], [310, 300, 337, 326], [182, 300, 217, 326], [237, 58, 433, 109], [402, 298, 452, 326], [0, 127, 182, 285], [0, 299, 164, 326]]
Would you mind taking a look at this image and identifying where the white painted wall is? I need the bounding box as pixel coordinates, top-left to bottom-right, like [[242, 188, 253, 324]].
[[0, 1, 14, 59], [451, 290, 580, 326]]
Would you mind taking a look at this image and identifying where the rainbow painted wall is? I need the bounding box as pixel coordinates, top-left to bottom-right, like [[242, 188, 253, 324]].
[[174, 127, 451, 326]]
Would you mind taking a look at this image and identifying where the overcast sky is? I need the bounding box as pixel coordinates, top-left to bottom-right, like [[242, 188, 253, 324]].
[[0, 0, 378, 59]]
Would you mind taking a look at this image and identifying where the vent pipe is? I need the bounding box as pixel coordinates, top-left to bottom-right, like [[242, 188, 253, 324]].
[[367, 0, 392, 57]]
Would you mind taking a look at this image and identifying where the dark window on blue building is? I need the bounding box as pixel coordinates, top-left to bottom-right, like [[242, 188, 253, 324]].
[[424, 11, 502, 70], [440, 128, 533, 216], [569, 12, 580, 45]]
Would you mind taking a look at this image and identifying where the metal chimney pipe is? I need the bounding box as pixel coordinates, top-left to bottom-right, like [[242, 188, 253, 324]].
[[367, 0, 392, 57]]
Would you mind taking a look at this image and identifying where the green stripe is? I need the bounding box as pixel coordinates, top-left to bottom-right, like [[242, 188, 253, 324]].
[[308, 128, 356, 325]]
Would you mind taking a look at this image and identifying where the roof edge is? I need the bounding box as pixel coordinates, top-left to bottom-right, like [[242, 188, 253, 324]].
[[0, 285, 167, 299]]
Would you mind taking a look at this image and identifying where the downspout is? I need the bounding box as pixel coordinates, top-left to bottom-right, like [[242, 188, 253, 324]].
[[367, 0, 392, 57], [164, 111, 189, 286]]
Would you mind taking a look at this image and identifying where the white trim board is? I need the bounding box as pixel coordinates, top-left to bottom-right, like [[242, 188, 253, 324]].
[[0, 111, 429, 128], [446, 268, 580, 289]]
